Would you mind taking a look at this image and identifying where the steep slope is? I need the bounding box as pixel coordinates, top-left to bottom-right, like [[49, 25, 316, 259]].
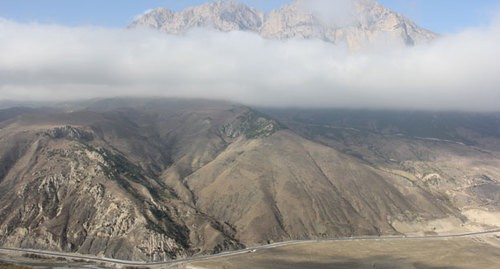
[[130, 0, 437, 48], [184, 130, 457, 245], [264, 108, 500, 230], [0, 105, 249, 261]]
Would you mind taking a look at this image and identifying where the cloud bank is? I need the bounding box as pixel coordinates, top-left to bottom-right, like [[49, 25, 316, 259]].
[[0, 15, 500, 111]]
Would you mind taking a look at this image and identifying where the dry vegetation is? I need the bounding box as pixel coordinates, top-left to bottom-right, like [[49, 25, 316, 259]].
[[186, 236, 500, 269], [0, 262, 32, 269]]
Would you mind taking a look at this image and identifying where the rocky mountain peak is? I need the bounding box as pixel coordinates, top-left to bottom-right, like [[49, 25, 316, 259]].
[[131, 8, 176, 29], [130, 0, 437, 48], [261, 0, 436, 47], [130, 1, 265, 34]]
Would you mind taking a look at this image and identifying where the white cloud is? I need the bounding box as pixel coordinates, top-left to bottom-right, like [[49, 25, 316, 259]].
[[299, 0, 357, 27], [0, 16, 500, 111]]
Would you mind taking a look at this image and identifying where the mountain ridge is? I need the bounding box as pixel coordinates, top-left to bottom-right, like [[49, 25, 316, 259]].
[[130, 0, 438, 48]]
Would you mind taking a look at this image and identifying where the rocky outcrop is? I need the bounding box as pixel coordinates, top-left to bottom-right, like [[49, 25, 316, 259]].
[[42, 126, 94, 141], [219, 110, 282, 139]]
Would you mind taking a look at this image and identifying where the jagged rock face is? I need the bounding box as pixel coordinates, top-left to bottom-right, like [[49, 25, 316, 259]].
[[130, 2, 265, 34], [0, 101, 262, 261], [0, 143, 188, 261], [130, 0, 437, 48], [261, 0, 437, 47]]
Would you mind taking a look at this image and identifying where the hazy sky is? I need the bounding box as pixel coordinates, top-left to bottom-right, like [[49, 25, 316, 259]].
[[0, 0, 500, 111]]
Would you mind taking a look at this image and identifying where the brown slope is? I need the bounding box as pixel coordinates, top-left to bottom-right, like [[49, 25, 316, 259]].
[[184, 130, 457, 245], [261, 108, 500, 233]]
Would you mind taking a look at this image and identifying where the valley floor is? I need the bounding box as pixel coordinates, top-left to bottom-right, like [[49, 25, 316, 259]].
[[182, 235, 500, 269]]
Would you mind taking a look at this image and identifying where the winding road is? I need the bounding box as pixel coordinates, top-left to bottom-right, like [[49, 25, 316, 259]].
[[1, 229, 499, 268]]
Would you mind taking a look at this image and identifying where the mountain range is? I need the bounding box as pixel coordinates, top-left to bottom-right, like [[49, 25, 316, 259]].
[[0, 0, 498, 264], [0, 98, 499, 261], [130, 0, 437, 48]]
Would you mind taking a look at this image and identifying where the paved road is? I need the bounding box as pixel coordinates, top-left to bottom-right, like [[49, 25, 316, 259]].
[[1, 229, 499, 268]]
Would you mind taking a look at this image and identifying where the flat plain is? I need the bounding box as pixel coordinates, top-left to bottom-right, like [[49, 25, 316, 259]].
[[183, 235, 500, 269]]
